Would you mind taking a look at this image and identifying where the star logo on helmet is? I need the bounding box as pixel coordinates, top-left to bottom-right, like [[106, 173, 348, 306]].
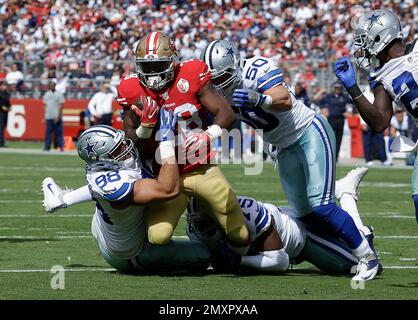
[[223, 46, 235, 58], [83, 138, 98, 157], [367, 12, 383, 28]]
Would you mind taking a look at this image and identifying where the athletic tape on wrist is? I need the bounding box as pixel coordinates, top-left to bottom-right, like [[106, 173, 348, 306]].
[[205, 124, 223, 139], [261, 94, 273, 110], [159, 140, 175, 160], [135, 126, 153, 139]]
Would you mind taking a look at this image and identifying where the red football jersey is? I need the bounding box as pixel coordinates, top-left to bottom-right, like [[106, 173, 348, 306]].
[[116, 59, 214, 174]]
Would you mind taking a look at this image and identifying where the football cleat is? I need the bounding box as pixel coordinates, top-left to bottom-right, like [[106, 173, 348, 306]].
[[335, 167, 368, 201], [42, 177, 68, 213], [361, 225, 384, 275], [352, 253, 380, 281]]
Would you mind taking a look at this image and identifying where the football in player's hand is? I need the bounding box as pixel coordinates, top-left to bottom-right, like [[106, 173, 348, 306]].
[[130, 103, 143, 120]]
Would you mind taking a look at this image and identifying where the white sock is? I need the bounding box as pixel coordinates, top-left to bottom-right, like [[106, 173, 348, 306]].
[[62, 185, 92, 206], [340, 193, 369, 235], [241, 249, 289, 272], [352, 237, 374, 260]]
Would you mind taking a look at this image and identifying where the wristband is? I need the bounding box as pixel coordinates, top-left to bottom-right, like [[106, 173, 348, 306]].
[[205, 124, 223, 140], [135, 125, 153, 139], [159, 140, 176, 160], [347, 84, 363, 100], [260, 94, 273, 110]]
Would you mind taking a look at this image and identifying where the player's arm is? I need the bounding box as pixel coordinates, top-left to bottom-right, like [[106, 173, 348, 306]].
[[199, 82, 235, 130], [123, 97, 160, 157], [350, 85, 393, 132], [334, 56, 394, 132], [261, 85, 292, 112], [232, 64, 292, 112], [183, 82, 234, 150], [240, 216, 289, 272], [117, 108, 179, 206], [123, 108, 141, 144], [129, 145, 178, 204]]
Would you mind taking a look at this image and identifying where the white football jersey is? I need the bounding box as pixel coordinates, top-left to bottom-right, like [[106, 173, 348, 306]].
[[232, 56, 315, 148], [88, 168, 150, 259], [237, 196, 306, 259], [369, 39, 418, 120]]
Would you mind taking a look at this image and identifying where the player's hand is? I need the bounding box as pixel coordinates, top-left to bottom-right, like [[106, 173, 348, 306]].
[[184, 131, 211, 155], [334, 56, 357, 88], [156, 108, 177, 141], [131, 96, 160, 128], [232, 88, 269, 108]]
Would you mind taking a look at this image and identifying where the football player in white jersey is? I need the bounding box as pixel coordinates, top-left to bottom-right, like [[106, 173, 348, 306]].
[[201, 40, 379, 281], [334, 9, 418, 224], [42, 119, 211, 274], [187, 167, 381, 276]]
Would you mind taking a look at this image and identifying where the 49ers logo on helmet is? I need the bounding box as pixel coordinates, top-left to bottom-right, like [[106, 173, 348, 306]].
[[168, 40, 177, 53], [177, 78, 190, 93]]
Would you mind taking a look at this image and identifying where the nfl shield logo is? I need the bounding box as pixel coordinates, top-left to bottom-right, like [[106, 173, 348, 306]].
[[177, 78, 189, 93]]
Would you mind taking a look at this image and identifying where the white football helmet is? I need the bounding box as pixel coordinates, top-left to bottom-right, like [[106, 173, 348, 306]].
[[77, 125, 139, 171], [186, 198, 224, 250], [353, 9, 403, 69], [200, 40, 243, 96]]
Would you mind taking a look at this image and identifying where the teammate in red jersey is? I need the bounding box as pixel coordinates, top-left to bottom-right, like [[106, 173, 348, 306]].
[[116, 32, 250, 253]]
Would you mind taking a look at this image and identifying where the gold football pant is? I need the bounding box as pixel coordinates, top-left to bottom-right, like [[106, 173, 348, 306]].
[[146, 164, 249, 246]]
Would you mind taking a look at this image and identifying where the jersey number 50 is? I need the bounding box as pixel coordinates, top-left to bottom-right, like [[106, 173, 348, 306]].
[[245, 58, 268, 81]]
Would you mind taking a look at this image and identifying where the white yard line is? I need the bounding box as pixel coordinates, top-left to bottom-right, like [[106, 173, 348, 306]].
[[0, 268, 116, 273], [360, 182, 410, 188], [383, 266, 418, 269], [0, 166, 80, 171], [375, 235, 418, 239], [0, 149, 77, 156], [0, 235, 91, 239], [0, 215, 92, 218], [0, 200, 41, 203]]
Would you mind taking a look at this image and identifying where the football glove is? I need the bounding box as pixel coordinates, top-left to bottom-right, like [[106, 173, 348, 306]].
[[156, 108, 177, 142], [184, 131, 211, 156], [131, 96, 160, 128], [233, 88, 272, 109], [334, 56, 357, 88]]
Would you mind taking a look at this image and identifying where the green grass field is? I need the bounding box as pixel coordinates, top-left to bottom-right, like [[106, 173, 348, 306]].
[[0, 147, 417, 300]]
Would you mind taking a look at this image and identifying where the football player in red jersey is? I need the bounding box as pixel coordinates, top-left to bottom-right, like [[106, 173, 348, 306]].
[[117, 32, 250, 253]]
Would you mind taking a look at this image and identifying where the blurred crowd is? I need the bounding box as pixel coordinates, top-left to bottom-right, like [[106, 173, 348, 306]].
[[0, 0, 417, 98]]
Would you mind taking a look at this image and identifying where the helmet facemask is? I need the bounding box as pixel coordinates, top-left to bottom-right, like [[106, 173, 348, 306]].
[[107, 138, 139, 171], [186, 204, 223, 248], [134, 32, 179, 91], [352, 10, 404, 70], [78, 126, 140, 172], [202, 40, 243, 97], [136, 55, 178, 91], [353, 33, 374, 69]]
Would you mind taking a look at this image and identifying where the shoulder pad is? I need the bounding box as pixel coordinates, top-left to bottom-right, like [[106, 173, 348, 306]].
[[117, 74, 144, 107]]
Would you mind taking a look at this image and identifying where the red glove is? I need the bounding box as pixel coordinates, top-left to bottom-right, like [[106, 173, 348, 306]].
[[184, 131, 211, 156], [131, 96, 160, 128]]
